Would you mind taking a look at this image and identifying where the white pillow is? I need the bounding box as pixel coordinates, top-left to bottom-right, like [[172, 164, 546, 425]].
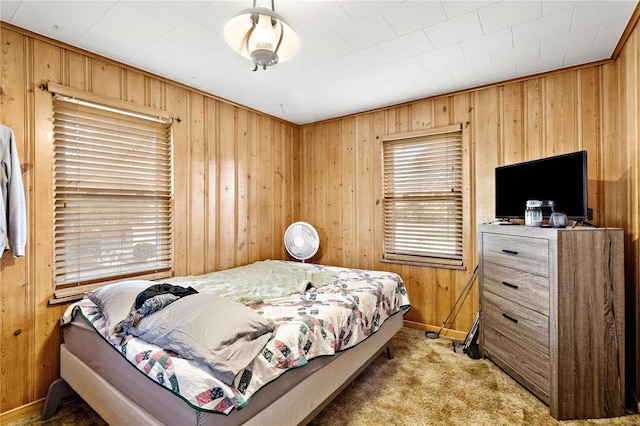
[[86, 280, 155, 338]]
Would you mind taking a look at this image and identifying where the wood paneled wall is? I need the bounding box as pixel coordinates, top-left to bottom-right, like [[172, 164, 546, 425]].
[[298, 18, 639, 405], [0, 24, 299, 416], [1, 14, 639, 418], [299, 67, 617, 328]]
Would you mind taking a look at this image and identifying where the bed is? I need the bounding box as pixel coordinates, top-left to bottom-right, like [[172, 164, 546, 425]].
[[43, 260, 411, 425]]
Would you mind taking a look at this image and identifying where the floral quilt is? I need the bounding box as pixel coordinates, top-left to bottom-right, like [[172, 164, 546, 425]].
[[62, 261, 411, 414]]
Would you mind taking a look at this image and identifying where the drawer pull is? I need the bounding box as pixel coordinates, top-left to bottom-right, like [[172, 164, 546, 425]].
[[501, 249, 518, 256], [502, 313, 518, 324], [502, 281, 519, 290]]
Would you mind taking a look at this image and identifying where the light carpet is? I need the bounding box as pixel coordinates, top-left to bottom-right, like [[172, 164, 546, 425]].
[[7, 327, 640, 426]]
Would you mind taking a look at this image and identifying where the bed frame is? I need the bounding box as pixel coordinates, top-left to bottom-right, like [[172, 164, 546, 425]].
[[43, 311, 403, 425]]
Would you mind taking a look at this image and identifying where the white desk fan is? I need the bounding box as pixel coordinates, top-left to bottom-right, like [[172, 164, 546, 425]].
[[284, 222, 319, 262]]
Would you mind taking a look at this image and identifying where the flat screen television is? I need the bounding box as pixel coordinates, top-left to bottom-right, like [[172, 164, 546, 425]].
[[495, 150, 588, 221]]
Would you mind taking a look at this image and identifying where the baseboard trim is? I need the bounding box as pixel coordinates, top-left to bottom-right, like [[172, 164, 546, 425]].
[[0, 399, 44, 424], [403, 319, 468, 341]]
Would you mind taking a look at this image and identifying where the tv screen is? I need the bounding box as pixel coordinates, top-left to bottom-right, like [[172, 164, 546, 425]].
[[495, 151, 587, 221]]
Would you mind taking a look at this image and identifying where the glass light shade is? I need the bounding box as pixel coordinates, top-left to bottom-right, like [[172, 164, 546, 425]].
[[224, 6, 300, 67]]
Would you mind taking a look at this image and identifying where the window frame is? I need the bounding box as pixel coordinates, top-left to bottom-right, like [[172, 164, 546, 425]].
[[46, 82, 174, 302], [380, 123, 467, 270]]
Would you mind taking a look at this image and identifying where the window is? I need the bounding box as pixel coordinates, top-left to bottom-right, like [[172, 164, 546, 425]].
[[51, 90, 173, 299], [382, 124, 463, 268]]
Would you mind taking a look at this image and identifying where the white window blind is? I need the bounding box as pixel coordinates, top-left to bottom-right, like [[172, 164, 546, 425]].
[[382, 125, 463, 266], [52, 95, 173, 298]]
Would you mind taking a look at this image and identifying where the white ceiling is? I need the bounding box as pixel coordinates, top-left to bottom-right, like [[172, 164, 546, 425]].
[[1, 1, 637, 124]]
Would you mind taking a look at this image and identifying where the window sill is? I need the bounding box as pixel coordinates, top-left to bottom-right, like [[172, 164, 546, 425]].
[[380, 258, 466, 271]]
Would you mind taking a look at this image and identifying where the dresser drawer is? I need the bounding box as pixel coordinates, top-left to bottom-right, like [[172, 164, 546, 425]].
[[483, 262, 549, 315], [482, 233, 549, 276], [483, 291, 549, 355], [482, 325, 550, 402]]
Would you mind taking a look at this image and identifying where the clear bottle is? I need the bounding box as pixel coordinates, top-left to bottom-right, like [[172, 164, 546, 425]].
[[525, 200, 543, 227]]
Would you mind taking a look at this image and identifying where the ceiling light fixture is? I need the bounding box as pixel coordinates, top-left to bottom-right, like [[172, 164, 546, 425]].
[[224, 0, 300, 71]]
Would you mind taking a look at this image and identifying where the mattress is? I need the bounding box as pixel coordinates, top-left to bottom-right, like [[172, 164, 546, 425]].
[[62, 310, 404, 425]]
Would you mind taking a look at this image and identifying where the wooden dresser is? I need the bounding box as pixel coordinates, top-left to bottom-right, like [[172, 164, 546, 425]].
[[478, 224, 626, 420]]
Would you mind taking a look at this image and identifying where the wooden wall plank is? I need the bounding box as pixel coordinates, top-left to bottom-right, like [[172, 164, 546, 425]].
[[501, 83, 525, 164], [257, 115, 273, 260], [354, 114, 374, 270], [217, 102, 236, 270], [578, 67, 601, 224], [284, 123, 300, 256], [523, 77, 544, 160], [325, 120, 341, 265], [247, 113, 260, 262], [148, 78, 165, 111], [205, 98, 218, 272], [410, 98, 434, 130], [310, 123, 327, 258], [125, 70, 146, 106], [66, 51, 87, 90], [89, 59, 121, 98], [298, 125, 311, 233], [545, 72, 579, 155], [188, 93, 206, 274], [599, 63, 617, 225], [272, 122, 286, 258], [394, 105, 411, 133], [473, 88, 500, 224], [236, 107, 249, 266], [167, 84, 189, 276], [340, 118, 355, 267], [31, 38, 65, 403], [371, 110, 386, 270], [0, 27, 29, 411]]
